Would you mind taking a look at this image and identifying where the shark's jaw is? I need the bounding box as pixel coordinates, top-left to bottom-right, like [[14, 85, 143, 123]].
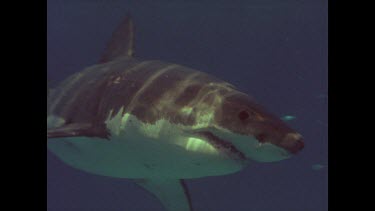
[[191, 127, 292, 163], [194, 131, 246, 161]]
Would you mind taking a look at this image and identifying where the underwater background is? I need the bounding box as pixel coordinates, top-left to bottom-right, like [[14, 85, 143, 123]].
[[47, 0, 327, 210]]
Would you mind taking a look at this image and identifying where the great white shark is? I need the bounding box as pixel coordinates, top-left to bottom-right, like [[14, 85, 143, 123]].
[[47, 16, 304, 211]]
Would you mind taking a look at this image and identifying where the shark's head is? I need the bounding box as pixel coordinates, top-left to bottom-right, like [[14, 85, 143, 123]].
[[191, 92, 304, 163]]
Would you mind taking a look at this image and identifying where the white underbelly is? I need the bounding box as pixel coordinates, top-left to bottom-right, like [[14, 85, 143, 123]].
[[47, 136, 243, 179], [47, 112, 245, 179]]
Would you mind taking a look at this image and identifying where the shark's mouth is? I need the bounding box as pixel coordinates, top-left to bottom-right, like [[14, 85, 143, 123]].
[[196, 131, 246, 161]]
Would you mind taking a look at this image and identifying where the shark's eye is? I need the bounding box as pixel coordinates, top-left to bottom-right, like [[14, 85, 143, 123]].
[[238, 110, 250, 121]]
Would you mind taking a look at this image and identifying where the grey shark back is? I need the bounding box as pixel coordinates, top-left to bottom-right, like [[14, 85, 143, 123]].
[[47, 56, 235, 137]]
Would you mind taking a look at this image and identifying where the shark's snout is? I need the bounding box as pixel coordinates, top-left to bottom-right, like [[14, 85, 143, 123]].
[[281, 133, 304, 154]]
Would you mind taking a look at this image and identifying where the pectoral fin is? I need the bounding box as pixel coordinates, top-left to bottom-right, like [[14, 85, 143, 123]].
[[134, 178, 193, 211]]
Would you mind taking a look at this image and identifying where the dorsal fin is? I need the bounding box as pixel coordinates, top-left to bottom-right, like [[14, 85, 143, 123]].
[[99, 14, 135, 63]]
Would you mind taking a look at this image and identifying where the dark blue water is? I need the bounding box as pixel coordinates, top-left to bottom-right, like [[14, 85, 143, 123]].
[[47, 0, 327, 210]]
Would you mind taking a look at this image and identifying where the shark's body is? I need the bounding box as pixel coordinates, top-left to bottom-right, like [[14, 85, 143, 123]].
[[47, 16, 304, 211]]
